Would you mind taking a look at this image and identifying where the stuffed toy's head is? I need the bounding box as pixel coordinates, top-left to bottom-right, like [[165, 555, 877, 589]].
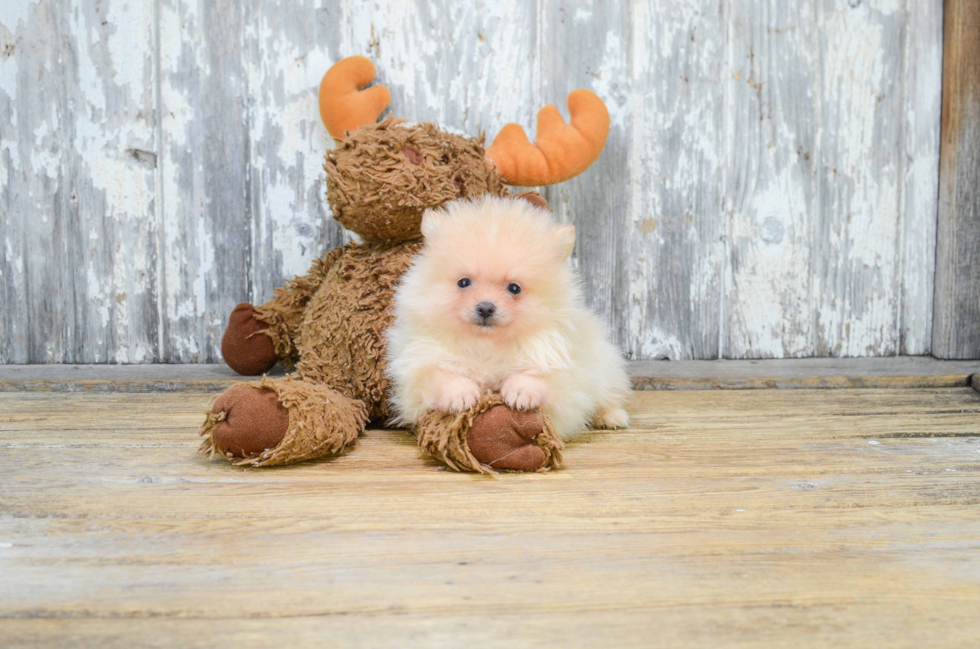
[[324, 118, 505, 242], [318, 56, 610, 243]]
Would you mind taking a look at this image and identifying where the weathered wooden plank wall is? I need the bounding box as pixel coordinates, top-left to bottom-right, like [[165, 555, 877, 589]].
[[1, 0, 160, 363], [934, 0, 980, 359], [0, 0, 947, 362]]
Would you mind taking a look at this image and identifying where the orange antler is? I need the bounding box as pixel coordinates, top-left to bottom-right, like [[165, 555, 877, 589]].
[[318, 56, 391, 140], [485, 89, 610, 186]]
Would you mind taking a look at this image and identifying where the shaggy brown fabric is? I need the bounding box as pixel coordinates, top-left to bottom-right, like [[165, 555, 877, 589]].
[[416, 393, 564, 475], [401, 144, 423, 165], [221, 303, 278, 376], [200, 377, 368, 467], [252, 247, 346, 366], [325, 117, 507, 242], [293, 240, 422, 420]]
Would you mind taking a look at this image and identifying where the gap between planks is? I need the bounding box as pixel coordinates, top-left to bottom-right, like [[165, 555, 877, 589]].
[[0, 357, 977, 393]]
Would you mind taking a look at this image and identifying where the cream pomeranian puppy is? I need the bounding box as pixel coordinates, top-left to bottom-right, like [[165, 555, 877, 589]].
[[386, 195, 630, 440]]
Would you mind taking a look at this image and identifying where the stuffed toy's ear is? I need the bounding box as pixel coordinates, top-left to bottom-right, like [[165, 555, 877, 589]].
[[420, 208, 445, 240], [554, 224, 576, 261]]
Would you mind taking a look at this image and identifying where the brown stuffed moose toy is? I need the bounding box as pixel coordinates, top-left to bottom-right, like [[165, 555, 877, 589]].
[[199, 56, 610, 473]]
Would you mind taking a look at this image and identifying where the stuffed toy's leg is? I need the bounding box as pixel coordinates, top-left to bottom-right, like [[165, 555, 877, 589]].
[[415, 393, 564, 474], [199, 375, 368, 467]]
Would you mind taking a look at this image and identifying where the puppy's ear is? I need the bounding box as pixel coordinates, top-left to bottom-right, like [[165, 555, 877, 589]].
[[553, 224, 576, 261], [420, 208, 444, 240]]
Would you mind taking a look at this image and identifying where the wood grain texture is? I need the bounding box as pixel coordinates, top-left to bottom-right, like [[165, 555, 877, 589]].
[[933, 0, 980, 359], [0, 2, 67, 364], [0, 0, 160, 363], [627, 0, 726, 360], [1, 358, 978, 392], [1, 387, 978, 646], [813, 0, 909, 358], [0, 0, 947, 361], [901, 0, 943, 354], [243, 0, 348, 304], [157, 0, 250, 362], [726, 0, 941, 359], [538, 2, 634, 354], [628, 355, 980, 390], [726, 0, 818, 358]]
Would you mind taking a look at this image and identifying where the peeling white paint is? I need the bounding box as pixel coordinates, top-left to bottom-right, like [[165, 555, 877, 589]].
[[2, 0, 40, 32], [730, 165, 814, 358], [245, 8, 334, 289], [813, 1, 907, 357], [68, 0, 157, 361], [30, 114, 60, 180]]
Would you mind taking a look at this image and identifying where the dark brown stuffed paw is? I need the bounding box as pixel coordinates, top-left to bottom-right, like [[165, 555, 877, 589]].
[[467, 405, 548, 471], [221, 303, 278, 375], [209, 385, 289, 456]]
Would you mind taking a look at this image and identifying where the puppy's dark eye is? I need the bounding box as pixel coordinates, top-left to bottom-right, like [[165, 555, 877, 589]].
[[457, 278, 471, 288], [507, 283, 521, 295]]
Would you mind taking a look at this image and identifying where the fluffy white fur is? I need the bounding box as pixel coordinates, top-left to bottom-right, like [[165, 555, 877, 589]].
[[385, 195, 631, 440]]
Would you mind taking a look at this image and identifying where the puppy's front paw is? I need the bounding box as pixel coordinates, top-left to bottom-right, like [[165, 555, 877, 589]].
[[435, 376, 482, 413], [501, 374, 548, 411]]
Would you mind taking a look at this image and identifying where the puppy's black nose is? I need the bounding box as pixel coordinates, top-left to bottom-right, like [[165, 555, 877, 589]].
[[475, 302, 496, 320]]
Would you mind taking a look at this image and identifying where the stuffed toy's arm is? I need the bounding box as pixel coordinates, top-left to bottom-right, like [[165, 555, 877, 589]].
[[252, 246, 347, 365]]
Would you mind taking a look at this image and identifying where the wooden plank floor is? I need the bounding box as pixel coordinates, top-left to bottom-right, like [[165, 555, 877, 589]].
[[1, 384, 980, 646]]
